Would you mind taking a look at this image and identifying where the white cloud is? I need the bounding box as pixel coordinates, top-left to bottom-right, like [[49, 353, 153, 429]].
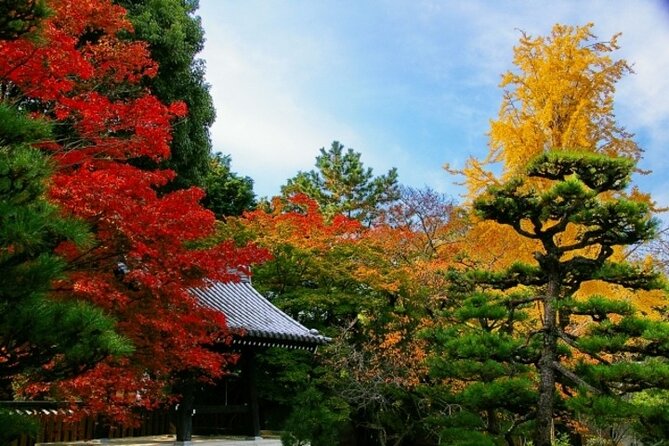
[[200, 19, 362, 197], [608, 3, 669, 157]]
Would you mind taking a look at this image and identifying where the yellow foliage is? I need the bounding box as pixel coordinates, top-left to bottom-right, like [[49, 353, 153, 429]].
[[457, 219, 539, 269], [458, 23, 638, 199], [577, 281, 667, 319], [450, 23, 666, 323]]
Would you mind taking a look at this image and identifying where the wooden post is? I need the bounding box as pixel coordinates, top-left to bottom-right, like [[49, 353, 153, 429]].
[[242, 349, 261, 439], [93, 417, 109, 443], [175, 380, 195, 444]]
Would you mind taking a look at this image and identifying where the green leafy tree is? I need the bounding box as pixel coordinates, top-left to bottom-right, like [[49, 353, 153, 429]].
[[116, 0, 215, 190], [201, 153, 255, 218], [282, 141, 400, 225], [277, 355, 351, 446], [0, 103, 132, 439], [430, 151, 667, 445]]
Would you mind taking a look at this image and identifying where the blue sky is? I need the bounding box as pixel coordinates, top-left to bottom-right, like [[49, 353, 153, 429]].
[[198, 0, 669, 208]]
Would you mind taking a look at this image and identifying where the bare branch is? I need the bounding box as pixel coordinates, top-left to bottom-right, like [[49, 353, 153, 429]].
[[552, 361, 601, 394], [557, 330, 610, 365]]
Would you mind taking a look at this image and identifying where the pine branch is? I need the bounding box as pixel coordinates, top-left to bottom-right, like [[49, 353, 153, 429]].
[[511, 221, 540, 239], [506, 296, 543, 308]]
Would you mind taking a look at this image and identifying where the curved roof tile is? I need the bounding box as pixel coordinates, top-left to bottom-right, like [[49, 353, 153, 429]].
[[190, 280, 330, 349]]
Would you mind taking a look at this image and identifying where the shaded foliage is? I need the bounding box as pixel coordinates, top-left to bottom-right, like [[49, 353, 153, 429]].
[[0, 0, 49, 40], [201, 153, 255, 218]]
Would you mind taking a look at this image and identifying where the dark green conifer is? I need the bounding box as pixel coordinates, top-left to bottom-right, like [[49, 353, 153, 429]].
[[0, 0, 49, 40], [201, 153, 255, 218], [282, 141, 399, 225], [0, 104, 131, 441], [428, 151, 668, 445]]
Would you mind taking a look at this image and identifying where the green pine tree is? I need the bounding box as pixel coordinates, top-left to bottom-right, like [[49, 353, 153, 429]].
[[0, 103, 131, 441], [0, 0, 49, 40], [428, 151, 668, 445], [282, 141, 400, 225], [426, 283, 538, 445]]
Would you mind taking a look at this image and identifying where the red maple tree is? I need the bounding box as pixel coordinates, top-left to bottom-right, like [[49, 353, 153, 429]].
[[0, 0, 268, 422]]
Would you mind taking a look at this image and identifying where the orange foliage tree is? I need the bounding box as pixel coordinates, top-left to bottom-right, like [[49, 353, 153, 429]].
[[218, 189, 465, 445]]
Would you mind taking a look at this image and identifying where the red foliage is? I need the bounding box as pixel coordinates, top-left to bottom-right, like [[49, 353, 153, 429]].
[[1, 0, 269, 424]]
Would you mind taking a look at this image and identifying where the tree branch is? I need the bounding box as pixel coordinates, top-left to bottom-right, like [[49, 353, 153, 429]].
[[557, 330, 610, 365], [506, 296, 543, 308], [506, 410, 536, 437], [512, 221, 540, 239], [552, 361, 602, 394]]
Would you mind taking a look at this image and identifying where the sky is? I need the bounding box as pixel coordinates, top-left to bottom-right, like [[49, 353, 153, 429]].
[[197, 0, 669, 208]]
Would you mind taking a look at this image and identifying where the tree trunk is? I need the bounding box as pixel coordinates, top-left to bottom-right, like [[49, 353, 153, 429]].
[[486, 408, 499, 435], [504, 431, 516, 446], [534, 276, 559, 446]]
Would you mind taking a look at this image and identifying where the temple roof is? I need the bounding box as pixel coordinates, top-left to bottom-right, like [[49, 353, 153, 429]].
[[191, 280, 330, 351]]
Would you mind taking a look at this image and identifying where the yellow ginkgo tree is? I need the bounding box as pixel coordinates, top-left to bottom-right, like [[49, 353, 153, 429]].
[[452, 23, 663, 307], [460, 23, 640, 197]]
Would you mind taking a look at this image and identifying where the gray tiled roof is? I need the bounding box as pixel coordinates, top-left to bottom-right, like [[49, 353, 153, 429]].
[[191, 280, 330, 349]]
